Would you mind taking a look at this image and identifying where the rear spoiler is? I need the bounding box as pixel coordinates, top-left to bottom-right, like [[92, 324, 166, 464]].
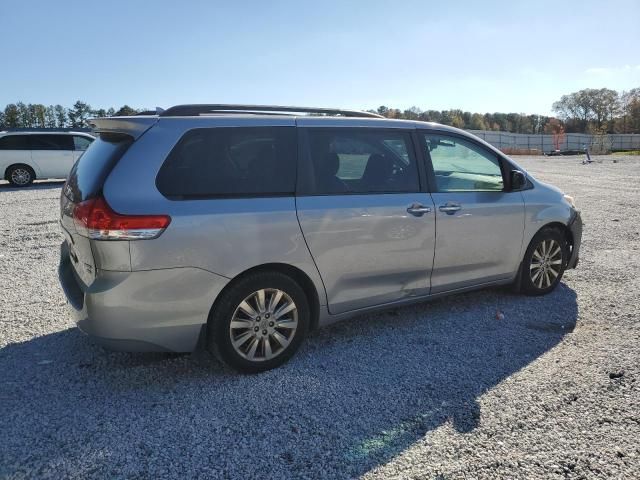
[[87, 116, 158, 140]]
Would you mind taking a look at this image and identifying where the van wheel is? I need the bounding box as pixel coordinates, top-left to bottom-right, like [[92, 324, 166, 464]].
[[521, 227, 567, 296], [207, 272, 309, 373], [8, 165, 35, 187]]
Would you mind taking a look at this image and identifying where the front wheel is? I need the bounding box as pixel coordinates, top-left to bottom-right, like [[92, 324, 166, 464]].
[[207, 272, 310, 373], [521, 228, 567, 296]]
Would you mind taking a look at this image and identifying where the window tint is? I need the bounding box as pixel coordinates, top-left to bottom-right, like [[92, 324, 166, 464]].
[[304, 129, 419, 194], [424, 134, 503, 192], [29, 134, 74, 150], [156, 127, 297, 198], [73, 136, 93, 151], [64, 133, 133, 203], [0, 135, 29, 150]]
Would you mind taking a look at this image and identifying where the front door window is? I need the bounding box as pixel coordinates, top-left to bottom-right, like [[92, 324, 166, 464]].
[[425, 134, 503, 192]]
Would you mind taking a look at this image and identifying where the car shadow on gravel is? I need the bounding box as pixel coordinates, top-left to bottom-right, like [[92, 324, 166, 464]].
[[0, 180, 63, 190], [0, 284, 577, 478]]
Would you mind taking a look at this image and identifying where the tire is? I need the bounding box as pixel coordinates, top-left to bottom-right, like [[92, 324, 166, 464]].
[[207, 271, 310, 373], [7, 165, 35, 187], [521, 227, 567, 296]]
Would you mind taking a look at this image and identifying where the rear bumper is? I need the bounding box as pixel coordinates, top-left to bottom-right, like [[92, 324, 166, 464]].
[[58, 241, 228, 352], [566, 210, 582, 269]]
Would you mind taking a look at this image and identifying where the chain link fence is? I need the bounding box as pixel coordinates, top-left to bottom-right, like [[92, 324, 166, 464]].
[[469, 130, 640, 154]]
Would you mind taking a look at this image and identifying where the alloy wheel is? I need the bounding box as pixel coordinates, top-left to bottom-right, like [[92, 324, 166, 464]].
[[11, 168, 31, 186], [529, 239, 563, 289], [229, 288, 298, 362]]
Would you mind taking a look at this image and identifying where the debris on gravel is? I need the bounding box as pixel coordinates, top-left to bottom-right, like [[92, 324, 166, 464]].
[[1, 156, 639, 479]]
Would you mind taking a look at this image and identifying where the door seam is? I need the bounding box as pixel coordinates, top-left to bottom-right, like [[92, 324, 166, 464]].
[[428, 192, 437, 295], [293, 195, 330, 308]]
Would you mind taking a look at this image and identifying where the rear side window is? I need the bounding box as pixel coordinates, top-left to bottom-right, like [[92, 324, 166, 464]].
[[302, 128, 419, 195], [156, 127, 297, 198], [0, 135, 29, 150], [29, 134, 74, 150], [64, 133, 133, 203]]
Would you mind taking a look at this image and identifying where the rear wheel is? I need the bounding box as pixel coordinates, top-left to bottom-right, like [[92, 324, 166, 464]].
[[7, 165, 35, 187], [207, 271, 309, 373], [521, 227, 567, 296]]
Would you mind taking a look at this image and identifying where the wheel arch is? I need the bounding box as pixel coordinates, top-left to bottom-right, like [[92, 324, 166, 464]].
[[209, 263, 321, 332], [5, 163, 37, 181], [533, 221, 574, 254], [519, 221, 571, 295]]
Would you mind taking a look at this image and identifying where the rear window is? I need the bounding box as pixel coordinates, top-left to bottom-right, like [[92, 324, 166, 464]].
[[29, 134, 74, 150], [156, 127, 297, 199], [64, 133, 132, 203], [0, 135, 29, 150]]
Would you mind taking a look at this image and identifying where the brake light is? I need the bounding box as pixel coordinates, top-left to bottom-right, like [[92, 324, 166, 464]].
[[73, 196, 171, 240]]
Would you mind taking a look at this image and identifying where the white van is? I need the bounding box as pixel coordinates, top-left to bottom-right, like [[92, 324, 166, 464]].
[[0, 131, 95, 186]]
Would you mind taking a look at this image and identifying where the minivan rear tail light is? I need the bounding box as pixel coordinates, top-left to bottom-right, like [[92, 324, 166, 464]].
[[73, 196, 171, 240]]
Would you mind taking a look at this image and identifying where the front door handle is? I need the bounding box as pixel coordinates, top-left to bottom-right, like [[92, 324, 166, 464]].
[[407, 203, 432, 216], [439, 203, 462, 214]]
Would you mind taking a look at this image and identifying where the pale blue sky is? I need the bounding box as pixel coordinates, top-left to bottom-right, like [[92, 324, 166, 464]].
[[1, 0, 639, 115]]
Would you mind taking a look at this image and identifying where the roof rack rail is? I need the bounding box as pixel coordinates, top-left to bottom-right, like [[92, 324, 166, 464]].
[[134, 107, 165, 116], [160, 104, 383, 119]]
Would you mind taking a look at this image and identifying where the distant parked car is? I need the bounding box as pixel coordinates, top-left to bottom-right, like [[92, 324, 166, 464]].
[[58, 104, 582, 373], [0, 131, 95, 186]]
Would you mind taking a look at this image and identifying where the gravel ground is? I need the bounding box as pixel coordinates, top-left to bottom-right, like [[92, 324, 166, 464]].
[[1, 155, 639, 479]]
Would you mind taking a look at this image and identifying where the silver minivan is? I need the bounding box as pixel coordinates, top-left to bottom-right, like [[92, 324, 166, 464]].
[[58, 104, 582, 372]]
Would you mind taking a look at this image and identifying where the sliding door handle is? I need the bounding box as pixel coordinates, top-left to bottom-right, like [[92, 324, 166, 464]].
[[439, 203, 461, 214], [407, 204, 432, 216]]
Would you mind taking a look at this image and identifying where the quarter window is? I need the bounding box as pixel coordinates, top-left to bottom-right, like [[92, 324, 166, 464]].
[[73, 136, 93, 151], [156, 127, 297, 198], [304, 129, 419, 194], [424, 134, 504, 192]]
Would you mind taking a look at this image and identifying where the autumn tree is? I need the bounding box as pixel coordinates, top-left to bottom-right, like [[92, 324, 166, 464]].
[[552, 88, 620, 132], [469, 113, 486, 130], [544, 118, 565, 151], [618, 88, 640, 133]]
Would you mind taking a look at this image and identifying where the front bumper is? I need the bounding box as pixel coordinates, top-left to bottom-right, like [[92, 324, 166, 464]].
[[58, 241, 228, 353], [566, 210, 582, 269]]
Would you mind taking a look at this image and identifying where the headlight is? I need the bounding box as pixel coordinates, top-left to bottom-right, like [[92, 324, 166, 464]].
[[563, 194, 576, 209]]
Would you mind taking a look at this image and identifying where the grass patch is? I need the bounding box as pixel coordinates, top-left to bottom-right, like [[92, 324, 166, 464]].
[[613, 150, 640, 155]]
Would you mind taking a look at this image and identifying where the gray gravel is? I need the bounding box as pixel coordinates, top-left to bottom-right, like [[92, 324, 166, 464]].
[[1, 156, 639, 479]]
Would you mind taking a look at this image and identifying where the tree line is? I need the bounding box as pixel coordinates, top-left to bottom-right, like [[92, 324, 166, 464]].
[[370, 88, 640, 134], [371, 106, 554, 134], [551, 88, 640, 134], [0, 101, 142, 129], [2, 87, 639, 134]]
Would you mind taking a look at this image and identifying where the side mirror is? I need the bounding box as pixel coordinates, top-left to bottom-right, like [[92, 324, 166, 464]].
[[510, 170, 526, 190]]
